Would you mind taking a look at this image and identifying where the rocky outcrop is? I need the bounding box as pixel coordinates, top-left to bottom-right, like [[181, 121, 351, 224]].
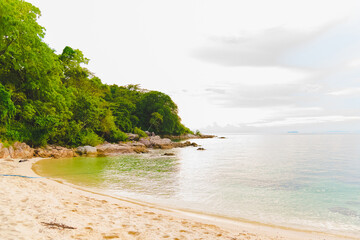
[[124, 142, 149, 153], [0, 143, 11, 159], [96, 142, 149, 155], [0, 142, 34, 159], [164, 134, 216, 141], [126, 133, 139, 141], [76, 146, 97, 156], [144, 131, 156, 137], [0, 133, 201, 160], [96, 143, 134, 155], [34, 146, 76, 158], [139, 136, 173, 149], [172, 141, 198, 148], [12, 142, 34, 159]]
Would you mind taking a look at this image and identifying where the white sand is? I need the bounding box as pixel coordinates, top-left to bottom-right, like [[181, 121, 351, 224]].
[[0, 158, 358, 240]]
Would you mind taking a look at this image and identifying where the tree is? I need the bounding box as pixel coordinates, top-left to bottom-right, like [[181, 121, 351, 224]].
[[0, 83, 15, 122], [0, 0, 191, 146], [148, 112, 163, 132], [136, 91, 190, 135]]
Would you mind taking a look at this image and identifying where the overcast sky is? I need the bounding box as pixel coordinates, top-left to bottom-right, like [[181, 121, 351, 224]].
[[28, 0, 360, 133]]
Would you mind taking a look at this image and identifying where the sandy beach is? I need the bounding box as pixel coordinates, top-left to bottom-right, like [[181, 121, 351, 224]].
[[0, 158, 358, 240]]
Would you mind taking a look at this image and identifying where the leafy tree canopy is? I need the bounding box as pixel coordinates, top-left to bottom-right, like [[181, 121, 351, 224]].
[[0, 0, 191, 147]]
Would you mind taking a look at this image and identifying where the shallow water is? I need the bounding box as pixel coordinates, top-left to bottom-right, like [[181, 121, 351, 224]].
[[33, 134, 360, 236]]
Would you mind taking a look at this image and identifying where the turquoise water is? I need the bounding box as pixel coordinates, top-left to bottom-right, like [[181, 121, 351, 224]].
[[34, 134, 360, 236]]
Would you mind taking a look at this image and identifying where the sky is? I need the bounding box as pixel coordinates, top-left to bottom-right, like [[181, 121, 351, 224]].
[[28, 0, 360, 133]]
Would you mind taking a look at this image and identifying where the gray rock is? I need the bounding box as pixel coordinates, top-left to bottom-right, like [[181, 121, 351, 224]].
[[96, 143, 133, 155], [139, 136, 173, 149], [76, 145, 97, 155], [139, 138, 152, 148], [126, 133, 139, 141]]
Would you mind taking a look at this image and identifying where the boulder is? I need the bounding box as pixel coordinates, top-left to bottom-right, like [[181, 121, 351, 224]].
[[76, 146, 97, 156], [126, 133, 139, 141], [140, 136, 173, 149], [12, 142, 34, 159], [172, 141, 198, 148], [139, 138, 151, 148], [0, 145, 11, 159], [150, 136, 172, 149], [163, 152, 175, 156], [34, 145, 76, 158], [124, 142, 149, 153], [96, 143, 134, 155]]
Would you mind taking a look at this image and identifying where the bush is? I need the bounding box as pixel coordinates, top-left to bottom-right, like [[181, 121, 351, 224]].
[[108, 129, 128, 142], [79, 131, 103, 146], [133, 127, 147, 138]]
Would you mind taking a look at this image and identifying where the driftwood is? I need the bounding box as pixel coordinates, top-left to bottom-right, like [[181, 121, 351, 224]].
[[41, 222, 76, 230]]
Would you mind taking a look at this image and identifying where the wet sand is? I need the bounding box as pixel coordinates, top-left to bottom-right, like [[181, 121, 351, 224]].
[[0, 158, 357, 240]]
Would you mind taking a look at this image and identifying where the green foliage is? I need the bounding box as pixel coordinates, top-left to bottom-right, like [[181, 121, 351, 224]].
[[149, 112, 163, 132], [136, 91, 191, 135], [108, 129, 128, 142], [0, 83, 15, 122], [79, 131, 103, 147], [133, 127, 147, 138], [0, 0, 191, 147]]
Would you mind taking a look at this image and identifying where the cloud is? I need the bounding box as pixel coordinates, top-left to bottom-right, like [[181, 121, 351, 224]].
[[205, 88, 226, 94], [328, 87, 360, 96], [249, 115, 360, 127], [191, 24, 338, 68], [205, 82, 322, 108]]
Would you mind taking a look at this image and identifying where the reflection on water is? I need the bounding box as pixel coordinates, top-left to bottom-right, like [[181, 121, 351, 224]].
[[34, 154, 180, 197], [34, 134, 360, 236]]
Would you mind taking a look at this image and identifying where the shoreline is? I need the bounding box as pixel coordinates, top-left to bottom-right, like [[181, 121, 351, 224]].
[[0, 157, 358, 239]]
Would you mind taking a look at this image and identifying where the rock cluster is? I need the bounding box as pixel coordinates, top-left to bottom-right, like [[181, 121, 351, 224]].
[[0, 143, 11, 159], [172, 141, 198, 148], [96, 143, 134, 156], [0, 142, 34, 159], [139, 136, 173, 149], [0, 134, 200, 160], [164, 134, 215, 141], [34, 146, 76, 158], [95, 142, 149, 156], [126, 133, 139, 141]]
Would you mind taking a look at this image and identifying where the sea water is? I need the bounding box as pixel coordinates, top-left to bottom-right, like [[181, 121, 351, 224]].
[[33, 134, 360, 236]]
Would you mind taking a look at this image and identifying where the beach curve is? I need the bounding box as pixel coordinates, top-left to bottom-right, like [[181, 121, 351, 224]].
[[0, 157, 358, 240]]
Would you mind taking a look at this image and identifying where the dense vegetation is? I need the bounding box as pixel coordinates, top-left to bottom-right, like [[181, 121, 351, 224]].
[[0, 0, 191, 147]]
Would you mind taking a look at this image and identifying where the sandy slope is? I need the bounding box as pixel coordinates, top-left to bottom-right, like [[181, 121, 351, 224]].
[[0, 158, 357, 240]]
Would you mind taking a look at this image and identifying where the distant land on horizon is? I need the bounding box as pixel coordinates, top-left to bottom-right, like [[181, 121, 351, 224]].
[[199, 123, 360, 135]]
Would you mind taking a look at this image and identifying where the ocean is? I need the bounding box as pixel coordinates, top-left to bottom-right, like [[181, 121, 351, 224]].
[[33, 134, 360, 237]]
